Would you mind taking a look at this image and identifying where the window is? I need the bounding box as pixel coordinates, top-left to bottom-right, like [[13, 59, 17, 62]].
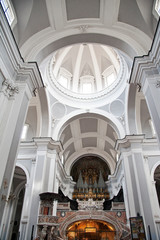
[[149, 119, 156, 137], [82, 82, 92, 93], [61, 155, 64, 164], [59, 75, 68, 88], [106, 73, 115, 86], [58, 67, 72, 89], [102, 66, 116, 88], [80, 75, 94, 94], [155, 0, 160, 16], [21, 124, 29, 140], [0, 0, 15, 25], [116, 153, 119, 162]]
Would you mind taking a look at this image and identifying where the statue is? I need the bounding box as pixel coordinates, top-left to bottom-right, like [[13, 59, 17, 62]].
[[49, 225, 59, 240], [40, 225, 47, 240], [50, 226, 55, 239]]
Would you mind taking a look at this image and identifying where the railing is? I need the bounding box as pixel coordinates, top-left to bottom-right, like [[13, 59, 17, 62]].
[[38, 215, 58, 224]]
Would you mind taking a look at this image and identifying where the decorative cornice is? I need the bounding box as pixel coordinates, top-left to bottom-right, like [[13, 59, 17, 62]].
[[19, 138, 63, 154], [33, 137, 63, 153], [115, 134, 145, 151], [0, 6, 44, 96], [129, 20, 160, 88]]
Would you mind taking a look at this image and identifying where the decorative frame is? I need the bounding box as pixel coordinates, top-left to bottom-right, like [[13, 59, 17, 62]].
[[130, 216, 146, 240]]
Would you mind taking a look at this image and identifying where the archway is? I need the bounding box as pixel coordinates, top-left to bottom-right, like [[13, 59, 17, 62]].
[[59, 211, 127, 240], [66, 220, 116, 240], [154, 164, 160, 206], [9, 167, 27, 240]]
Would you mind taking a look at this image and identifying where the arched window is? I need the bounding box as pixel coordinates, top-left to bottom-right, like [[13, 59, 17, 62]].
[[102, 66, 116, 88], [21, 124, 29, 140], [149, 119, 156, 137], [80, 75, 94, 94], [0, 0, 16, 26], [58, 67, 72, 89]]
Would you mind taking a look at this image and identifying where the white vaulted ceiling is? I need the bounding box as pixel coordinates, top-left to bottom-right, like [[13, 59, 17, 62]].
[[9, 0, 158, 174], [11, 0, 156, 61], [58, 113, 119, 174]]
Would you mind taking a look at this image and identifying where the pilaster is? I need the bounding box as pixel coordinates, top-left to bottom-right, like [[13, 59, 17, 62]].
[[116, 135, 159, 240], [23, 138, 62, 240], [0, 5, 44, 231], [130, 20, 160, 145]]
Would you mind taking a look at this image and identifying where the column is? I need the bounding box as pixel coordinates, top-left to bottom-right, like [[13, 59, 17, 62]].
[[24, 140, 48, 240], [116, 135, 159, 240], [19, 159, 36, 240]]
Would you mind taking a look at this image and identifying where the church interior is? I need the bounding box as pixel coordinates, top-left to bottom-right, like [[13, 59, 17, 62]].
[[0, 0, 160, 239]]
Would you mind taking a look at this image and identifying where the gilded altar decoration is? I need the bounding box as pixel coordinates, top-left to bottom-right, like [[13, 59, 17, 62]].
[[71, 156, 110, 201], [72, 169, 109, 201], [77, 198, 104, 210]]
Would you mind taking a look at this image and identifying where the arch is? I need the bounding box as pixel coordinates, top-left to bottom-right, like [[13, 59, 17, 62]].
[[152, 162, 160, 207], [38, 88, 50, 137], [151, 161, 160, 181], [14, 180, 26, 197], [64, 149, 116, 175], [59, 211, 124, 239], [126, 83, 138, 135], [20, 23, 152, 62], [15, 163, 29, 184], [53, 109, 125, 141]]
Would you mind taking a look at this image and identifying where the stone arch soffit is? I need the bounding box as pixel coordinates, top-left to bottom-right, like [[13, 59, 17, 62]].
[[151, 161, 160, 181], [15, 163, 29, 184], [59, 212, 122, 239], [65, 150, 116, 176], [21, 23, 152, 62], [35, 34, 136, 64], [38, 87, 50, 137], [14, 180, 26, 197], [126, 83, 138, 135], [54, 109, 125, 141]]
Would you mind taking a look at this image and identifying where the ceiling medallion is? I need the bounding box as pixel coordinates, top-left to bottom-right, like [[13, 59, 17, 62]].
[[79, 25, 89, 33]]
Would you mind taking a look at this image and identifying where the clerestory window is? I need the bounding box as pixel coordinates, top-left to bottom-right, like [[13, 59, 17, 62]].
[[82, 82, 92, 93], [155, 0, 160, 16], [59, 75, 68, 88], [21, 124, 29, 140], [0, 0, 16, 26]]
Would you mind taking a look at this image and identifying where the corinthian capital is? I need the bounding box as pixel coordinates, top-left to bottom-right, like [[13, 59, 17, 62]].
[[1, 79, 19, 98]]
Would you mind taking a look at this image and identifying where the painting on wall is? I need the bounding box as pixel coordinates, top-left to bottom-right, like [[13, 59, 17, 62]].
[[130, 216, 146, 240]]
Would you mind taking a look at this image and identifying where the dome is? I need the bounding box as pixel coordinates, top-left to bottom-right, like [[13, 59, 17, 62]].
[[47, 44, 127, 108], [51, 43, 120, 94]]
